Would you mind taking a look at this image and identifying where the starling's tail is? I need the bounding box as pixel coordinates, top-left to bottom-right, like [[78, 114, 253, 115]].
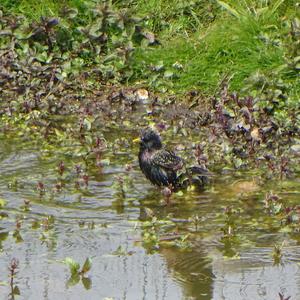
[[176, 166, 212, 189]]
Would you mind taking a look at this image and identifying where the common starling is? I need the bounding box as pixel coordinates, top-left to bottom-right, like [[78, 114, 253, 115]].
[[137, 128, 209, 188]]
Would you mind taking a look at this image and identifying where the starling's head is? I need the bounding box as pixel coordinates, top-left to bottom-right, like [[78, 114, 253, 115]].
[[140, 128, 162, 150]]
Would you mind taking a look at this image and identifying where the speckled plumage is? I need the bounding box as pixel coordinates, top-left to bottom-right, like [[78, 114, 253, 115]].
[[138, 129, 210, 188], [138, 129, 183, 187]]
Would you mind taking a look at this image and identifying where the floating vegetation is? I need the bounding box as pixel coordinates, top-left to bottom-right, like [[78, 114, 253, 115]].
[[0, 1, 299, 299], [63, 257, 92, 289]]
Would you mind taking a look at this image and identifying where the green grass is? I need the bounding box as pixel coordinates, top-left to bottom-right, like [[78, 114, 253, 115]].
[[133, 12, 285, 93], [0, 0, 87, 20], [185, 17, 285, 91], [1, 0, 298, 98], [132, 0, 298, 95], [131, 0, 219, 37]]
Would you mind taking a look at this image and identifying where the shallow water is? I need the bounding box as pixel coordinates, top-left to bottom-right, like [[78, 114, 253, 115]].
[[0, 127, 300, 300]]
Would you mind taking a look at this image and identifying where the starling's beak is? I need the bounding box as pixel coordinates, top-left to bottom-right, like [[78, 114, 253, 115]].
[[132, 137, 141, 144]]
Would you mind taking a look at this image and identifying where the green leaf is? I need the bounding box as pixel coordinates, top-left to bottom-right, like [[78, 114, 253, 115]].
[[66, 8, 78, 19], [98, 159, 110, 166], [295, 63, 300, 71], [278, 226, 293, 233], [63, 257, 80, 276], [81, 257, 92, 274], [153, 61, 164, 72], [270, 0, 284, 15], [0, 232, 9, 242], [256, 7, 268, 16], [82, 277, 92, 290], [67, 273, 80, 287], [12, 286, 20, 295], [217, 1, 240, 18], [54, 129, 65, 139], [112, 245, 126, 256], [36, 52, 50, 63], [175, 191, 184, 197], [83, 118, 92, 131], [164, 70, 174, 79], [0, 198, 7, 208]]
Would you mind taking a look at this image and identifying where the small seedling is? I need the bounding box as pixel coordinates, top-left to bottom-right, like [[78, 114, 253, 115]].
[[189, 214, 201, 231], [9, 258, 20, 299], [112, 175, 132, 198], [21, 199, 31, 212], [7, 178, 19, 190], [142, 227, 159, 252], [13, 219, 23, 243], [63, 257, 92, 276], [63, 257, 92, 289], [41, 215, 55, 231], [174, 234, 192, 250], [54, 182, 63, 192], [36, 182, 45, 196], [272, 242, 284, 265]]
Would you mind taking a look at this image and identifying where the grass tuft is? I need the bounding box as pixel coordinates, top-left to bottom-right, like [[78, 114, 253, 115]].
[[132, 0, 298, 95]]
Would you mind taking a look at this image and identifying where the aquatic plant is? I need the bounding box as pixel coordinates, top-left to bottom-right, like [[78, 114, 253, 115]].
[[272, 242, 284, 265], [8, 258, 20, 300], [63, 257, 92, 289], [0, 198, 7, 208]]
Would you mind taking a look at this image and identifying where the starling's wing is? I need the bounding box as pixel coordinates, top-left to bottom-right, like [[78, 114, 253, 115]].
[[152, 149, 183, 171]]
